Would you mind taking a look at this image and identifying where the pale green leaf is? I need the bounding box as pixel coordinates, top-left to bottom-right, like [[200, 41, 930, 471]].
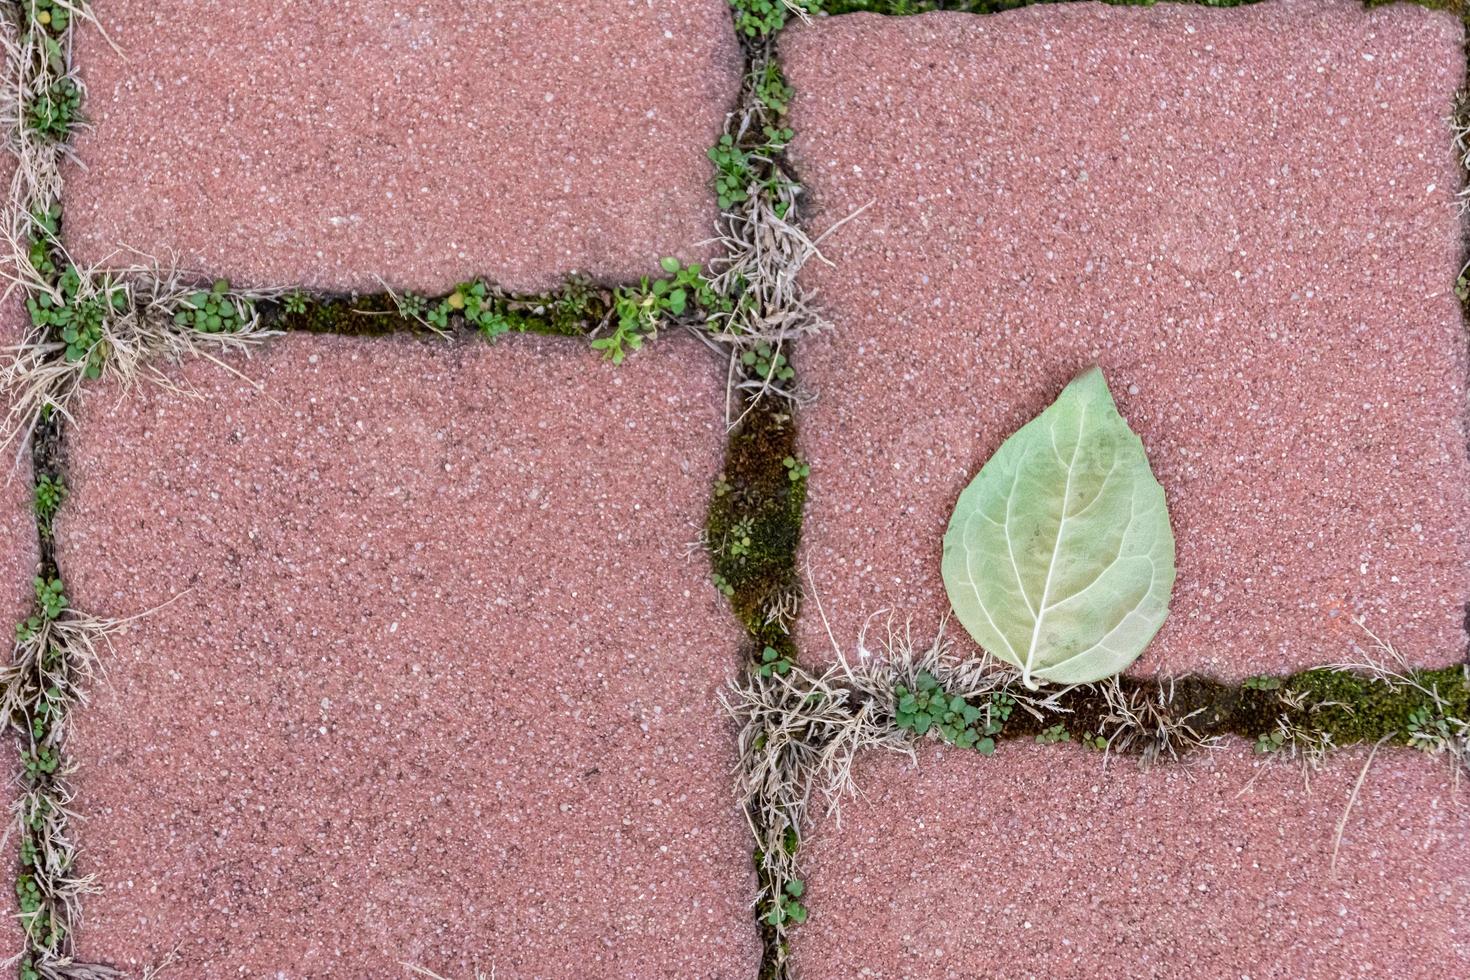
[[941, 366, 1175, 688]]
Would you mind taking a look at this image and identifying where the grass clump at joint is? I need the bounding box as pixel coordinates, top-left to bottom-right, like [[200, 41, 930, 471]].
[[1, 206, 282, 449], [1, 569, 129, 974], [704, 51, 834, 418]]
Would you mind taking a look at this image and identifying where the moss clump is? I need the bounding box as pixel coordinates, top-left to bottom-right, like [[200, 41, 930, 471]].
[[272, 293, 427, 336], [883, 664, 1468, 758], [1280, 665, 1468, 746], [707, 399, 807, 650], [820, 0, 1254, 14], [267, 280, 610, 339]]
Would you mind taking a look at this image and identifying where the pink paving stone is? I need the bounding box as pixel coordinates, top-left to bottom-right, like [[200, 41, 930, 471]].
[[61, 0, 742, 294], [0, 295, 35, 969], [785, 0, 1470, 678], [1, 146, 39, 964], [56, 334, 757, 977], [790, 742, 1470, 978]]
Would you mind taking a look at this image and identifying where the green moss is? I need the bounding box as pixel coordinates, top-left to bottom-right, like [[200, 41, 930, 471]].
[[269, 281, 609, 339], [1281, 665, 1468, 746], [273, 293, 429, 336], [816, 0, 1458, 16], [707, 399, 807, 650], [884, 664, 1468, 758], [820, 0, 1255, 13]]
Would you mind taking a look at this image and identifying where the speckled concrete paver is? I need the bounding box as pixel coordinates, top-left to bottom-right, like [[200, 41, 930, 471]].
[[786, 0, 1470, 679], [56, 335, 757, 977], [62, 0, 742, 294], [790, 742, 1470, 978], [1, 148, 40, 965]]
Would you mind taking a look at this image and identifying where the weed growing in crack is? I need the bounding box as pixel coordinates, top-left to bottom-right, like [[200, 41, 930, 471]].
[[27, 264, 126, 380], [282, 289, 308, 316], [728, 0, 821, 37], [392, 289, 429, 323], [595, 258, 726, 364], [895, 672, 1012, 754], [24, 73, 79, 142], [704, 51, 839, 419], [741, 343, 793, 385], [174, 278, 254, 334], [1, 207, 282, 448], [1036, 723, 1070, 744], [781, 455, 808, 482], [766, 877, 808, 927], [759, 645, 793, 678], [32, 473, 68, 540], [24, 1, 75, 33]]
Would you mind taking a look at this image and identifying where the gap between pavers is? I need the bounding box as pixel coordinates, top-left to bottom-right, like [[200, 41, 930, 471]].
[[789, 741, 1470, 978], [61, 0, 743, 294], [785, 0, 1470, 679], [55, 333, 758, 977]]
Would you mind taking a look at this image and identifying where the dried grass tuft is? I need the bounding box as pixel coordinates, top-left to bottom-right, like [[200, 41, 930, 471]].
[[1, 602, 132, 973], [0, 235, 284, 455], [1096, 675, 1220, 765]]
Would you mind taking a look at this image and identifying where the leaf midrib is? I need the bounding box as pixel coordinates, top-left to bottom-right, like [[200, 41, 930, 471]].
[[1019, 401, 1086, 686]]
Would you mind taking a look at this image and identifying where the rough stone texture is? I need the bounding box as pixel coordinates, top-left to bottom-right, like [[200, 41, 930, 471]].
[[791, 742, 1470, 978], [58, 335, 757, 977], [0, 297, 34, 970], [786, 0, 1470, 678], [62, 0, 742, 294], [0, 146, 38, 966]]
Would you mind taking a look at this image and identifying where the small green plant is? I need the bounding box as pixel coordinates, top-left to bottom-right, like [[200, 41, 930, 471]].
[[395, 289, 429, 322], [1243, 675, 1282, 691], [727, 517, 755, 558], [174, 279, 252, 334], [22, 746, 59, 779], [712, 573, 735, 598], [1036, 723, 1071, 744], [1458, 273, 1469, 304], [27, 204, 60, 281], [756, 62, 794, 116], [25, 76, 80, 141], [1080, 731, 1109, 751], [1406, 705, 1457, 753], [28, 265, 127, 379], [741, 343, 794, 384], [709, 134, 753, 210], [33, 474, 66, 540], [894, 672, 1005, 755], [26, 0, 72, 32], [434, 280, 521, 341], [1255, 728, 1287, 754], [765, 878, 808, 927], [593, 259, 716, 364], [33, 576, 66, 620], [759, 645, 792, 678], [283, 290, 308, 315], [728, 0, 820, 38], [782, 456, 809, 482]]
